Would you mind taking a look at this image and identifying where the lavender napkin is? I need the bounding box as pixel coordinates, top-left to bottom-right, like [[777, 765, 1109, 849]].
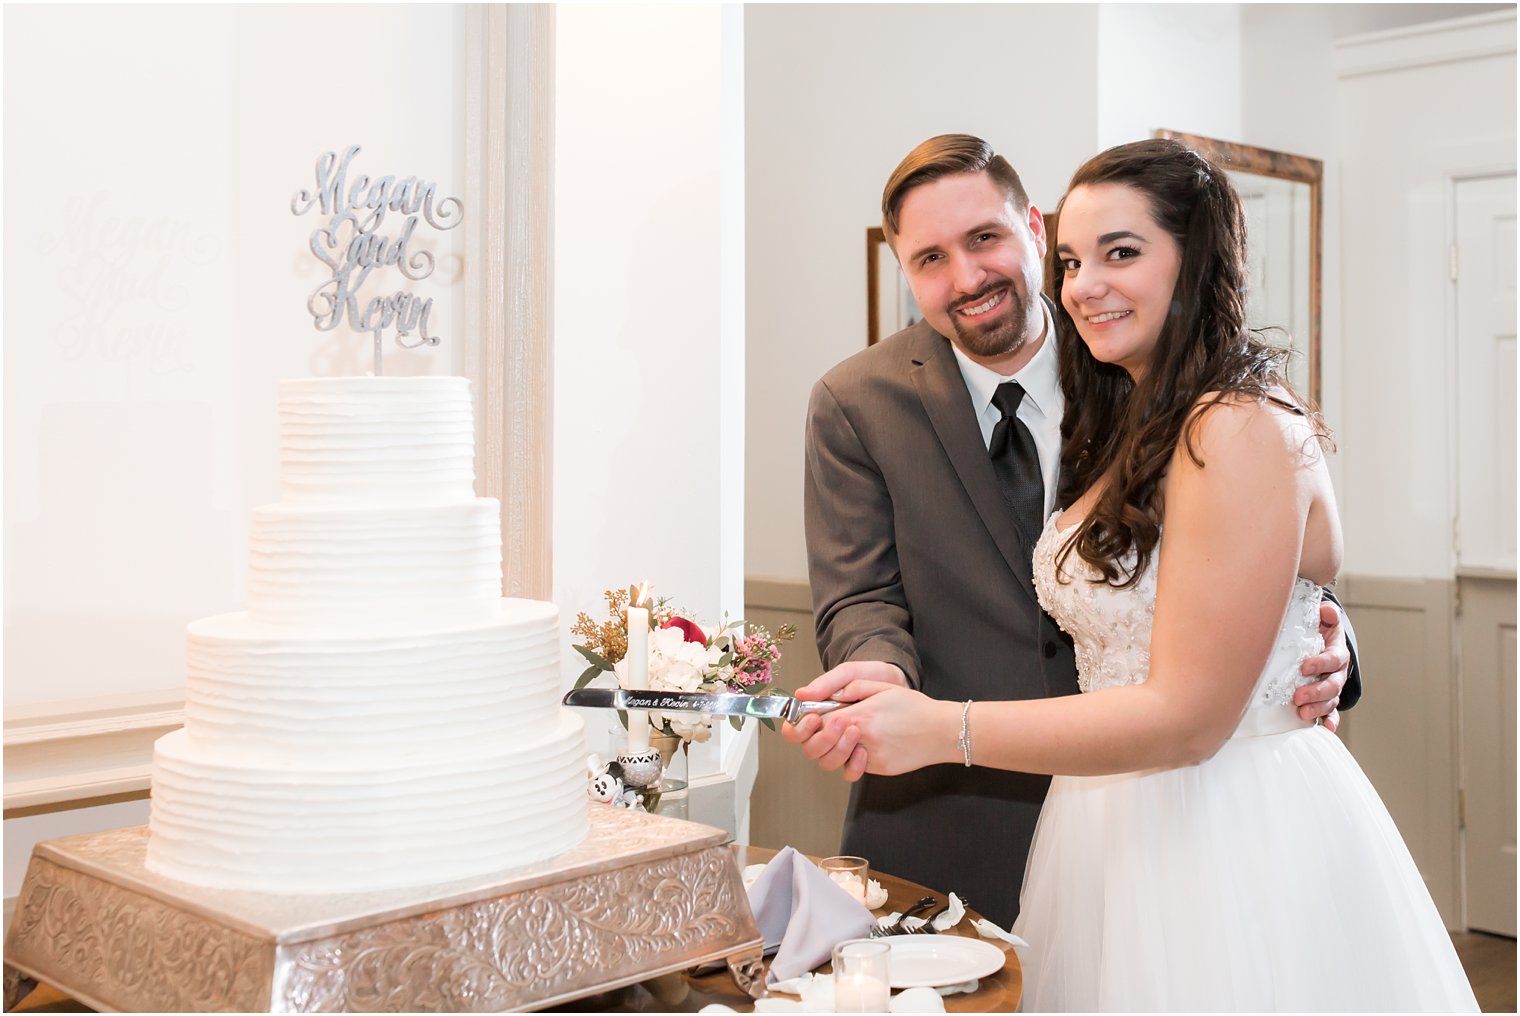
[[746, 846, 877, 985]]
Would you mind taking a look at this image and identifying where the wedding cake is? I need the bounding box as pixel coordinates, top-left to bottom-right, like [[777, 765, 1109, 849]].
[[146, 376, 589, 893]]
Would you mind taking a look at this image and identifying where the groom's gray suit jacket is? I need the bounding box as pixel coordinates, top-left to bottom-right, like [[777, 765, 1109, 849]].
[[804, 316, 1078, 928]]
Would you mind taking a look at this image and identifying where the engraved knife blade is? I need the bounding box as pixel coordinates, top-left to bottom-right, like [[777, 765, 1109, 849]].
[[561, 687, 843, 724]]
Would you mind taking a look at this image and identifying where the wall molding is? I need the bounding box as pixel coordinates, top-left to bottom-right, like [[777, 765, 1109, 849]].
[[464, 4, 555, 600], [3, 690, 183, 815], [1336, 9, 1516, 80], [744, 575, 812, 613], [742, 575, 852, 858]]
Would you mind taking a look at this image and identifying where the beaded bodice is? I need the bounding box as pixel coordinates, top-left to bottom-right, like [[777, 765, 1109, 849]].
[[1033, 513, 1324, 732]]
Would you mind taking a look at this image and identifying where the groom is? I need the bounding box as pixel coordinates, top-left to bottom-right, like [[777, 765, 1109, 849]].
[[783, 134, 1357, 927]]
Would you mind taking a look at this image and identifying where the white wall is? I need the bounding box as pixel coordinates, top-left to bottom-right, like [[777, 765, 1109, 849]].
[[1239, 4, 1351, 475], [3, 3, 467, 898], [1097, 4, 1241, 148], [553, 4, 748, 800], [744, 3, 1100, 584], [743, 3, 1282, 583], [1333, 15, 1516, 580], [1241, 5, 1515, 576], [745, 2, 1516, 585], [4, 5, 467, 708]]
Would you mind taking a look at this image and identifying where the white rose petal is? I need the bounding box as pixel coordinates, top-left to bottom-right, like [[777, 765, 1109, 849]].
[[864, 878, 889, 910], [650, 627, 687, 654], [891, 986, 948, 1012], [766, 972, 811, 996], [797, 973, 836, 1012], [970, 917, 1028, 948], [931, 892, 966, 931], [667, 713, 713, 742]]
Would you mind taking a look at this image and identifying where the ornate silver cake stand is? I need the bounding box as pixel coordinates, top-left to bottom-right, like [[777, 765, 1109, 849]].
[[3, 805, 765, 1012]]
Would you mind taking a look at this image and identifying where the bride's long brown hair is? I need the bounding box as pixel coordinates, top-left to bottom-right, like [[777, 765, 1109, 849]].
[[1053, 139, 1327, 587]]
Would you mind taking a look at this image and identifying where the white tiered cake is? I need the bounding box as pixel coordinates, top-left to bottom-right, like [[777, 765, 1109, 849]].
[[147, 376, 588, 893]]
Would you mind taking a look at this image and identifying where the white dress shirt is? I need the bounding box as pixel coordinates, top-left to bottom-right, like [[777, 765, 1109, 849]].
[[949, 301, 1065, 517]]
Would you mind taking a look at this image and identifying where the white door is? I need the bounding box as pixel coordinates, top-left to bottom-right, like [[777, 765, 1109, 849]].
[[1453, 172, 1517, 936]]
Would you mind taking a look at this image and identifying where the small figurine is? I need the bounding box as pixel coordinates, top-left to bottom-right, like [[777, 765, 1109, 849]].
[[585, 756, 647, 811]]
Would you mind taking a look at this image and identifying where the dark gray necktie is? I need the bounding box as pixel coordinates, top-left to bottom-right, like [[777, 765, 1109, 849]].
[[989, 382, 1045, 540]]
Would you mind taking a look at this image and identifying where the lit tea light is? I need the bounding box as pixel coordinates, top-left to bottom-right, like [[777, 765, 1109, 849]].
[[832, 938, 891, 1012], [820, 855, 870, 907], [829, 869, 867, 904]]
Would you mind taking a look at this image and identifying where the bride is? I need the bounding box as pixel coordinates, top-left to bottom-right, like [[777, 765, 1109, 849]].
[[798, 140, 1478, 1011]]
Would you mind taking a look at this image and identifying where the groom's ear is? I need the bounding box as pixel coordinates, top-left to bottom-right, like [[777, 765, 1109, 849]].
[[1026, 204, 1048, 257]]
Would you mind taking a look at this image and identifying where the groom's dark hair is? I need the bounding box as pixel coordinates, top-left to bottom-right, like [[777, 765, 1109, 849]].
[[881, 134, 1030, 247]]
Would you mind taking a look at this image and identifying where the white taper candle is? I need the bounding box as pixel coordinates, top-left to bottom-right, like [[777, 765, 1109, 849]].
[[626, 605, 651, 750]]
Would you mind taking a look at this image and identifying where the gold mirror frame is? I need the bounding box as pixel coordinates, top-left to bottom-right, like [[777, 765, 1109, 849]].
[[1154, 129, 1324, 405], [867, 226, 925, 346], [866, 226, 888, 346]]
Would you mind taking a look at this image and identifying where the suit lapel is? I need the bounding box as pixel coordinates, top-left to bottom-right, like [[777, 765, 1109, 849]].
[[908, 331, 1040, 605]]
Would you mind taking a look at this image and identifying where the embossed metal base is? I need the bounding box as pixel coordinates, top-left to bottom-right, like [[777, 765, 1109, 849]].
[[3, 805, 762, 1012]]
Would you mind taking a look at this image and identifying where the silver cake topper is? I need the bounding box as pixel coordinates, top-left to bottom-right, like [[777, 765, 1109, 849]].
[[292, 145, 464, 375]]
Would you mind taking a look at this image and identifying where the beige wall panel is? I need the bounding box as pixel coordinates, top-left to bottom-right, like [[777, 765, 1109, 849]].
[[1458, 576, 1517, 934], [1339, 576, 1460, 927], [745, 579, 850, 857]]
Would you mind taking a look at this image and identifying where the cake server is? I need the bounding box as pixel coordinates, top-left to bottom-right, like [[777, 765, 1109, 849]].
[[562, 688, 845, 724]]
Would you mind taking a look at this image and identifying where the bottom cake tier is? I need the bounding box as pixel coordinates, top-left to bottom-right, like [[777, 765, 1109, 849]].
[[146, 711, 588, 893]]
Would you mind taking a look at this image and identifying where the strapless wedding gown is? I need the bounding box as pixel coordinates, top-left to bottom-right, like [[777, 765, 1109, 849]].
[[1013, 515, 1478, 1012]]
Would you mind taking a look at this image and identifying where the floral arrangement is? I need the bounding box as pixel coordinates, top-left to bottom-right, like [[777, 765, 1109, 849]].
[[570, 584, 797, 743]]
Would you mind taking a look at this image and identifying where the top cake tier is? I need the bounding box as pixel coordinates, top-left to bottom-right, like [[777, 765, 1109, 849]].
[[280, 377, 476, 504]]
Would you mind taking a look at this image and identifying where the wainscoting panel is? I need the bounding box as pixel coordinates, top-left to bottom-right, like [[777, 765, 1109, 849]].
[[1338, 575, 1461, 927], [744, 577, 851, 858], [1457, 573, 1517, 935], [4, 690, 184, 813]]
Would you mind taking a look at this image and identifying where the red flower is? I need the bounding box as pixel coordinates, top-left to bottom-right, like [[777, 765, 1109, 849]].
[[662, 616, 707, 645]]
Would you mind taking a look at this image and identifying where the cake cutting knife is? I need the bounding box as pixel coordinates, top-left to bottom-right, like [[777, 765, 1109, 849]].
[[561, 688, 846, 724]]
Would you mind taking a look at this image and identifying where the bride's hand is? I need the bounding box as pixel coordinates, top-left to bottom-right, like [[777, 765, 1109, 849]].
[[782, 661, 909, 776], [821, 681, 961, 781]]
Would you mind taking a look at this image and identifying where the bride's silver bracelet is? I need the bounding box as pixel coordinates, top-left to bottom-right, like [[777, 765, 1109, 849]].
[[958, 700, 974, 767]]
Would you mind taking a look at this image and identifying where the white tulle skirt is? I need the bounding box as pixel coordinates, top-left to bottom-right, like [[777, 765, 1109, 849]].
[[1013, 724, 1478, 1012]]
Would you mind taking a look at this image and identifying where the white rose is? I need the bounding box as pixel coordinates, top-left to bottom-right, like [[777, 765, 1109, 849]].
[[664, 712, 714, 742], [648, 626, 689, 658], [649, 627, 711, 693]]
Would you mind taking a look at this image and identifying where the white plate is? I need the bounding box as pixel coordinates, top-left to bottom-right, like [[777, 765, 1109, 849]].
[[885, 935, 1007, 988]]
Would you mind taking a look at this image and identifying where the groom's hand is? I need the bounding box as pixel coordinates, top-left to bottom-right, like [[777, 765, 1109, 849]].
[[781, 661, 907, 774], [1295, 601, 1350, 732]]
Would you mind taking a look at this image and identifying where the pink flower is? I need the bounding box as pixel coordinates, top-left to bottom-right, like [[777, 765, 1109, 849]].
[[662, 616, 707, 645], [735, 662, 772, 687]]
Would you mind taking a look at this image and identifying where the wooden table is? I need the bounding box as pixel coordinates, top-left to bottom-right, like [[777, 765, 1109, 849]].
[[553, 844, 1022, 1013], [13, 844, 1022, 1013]]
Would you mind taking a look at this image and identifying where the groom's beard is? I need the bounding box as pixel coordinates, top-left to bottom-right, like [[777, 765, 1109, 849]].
[[949, 275, 1034, 359]]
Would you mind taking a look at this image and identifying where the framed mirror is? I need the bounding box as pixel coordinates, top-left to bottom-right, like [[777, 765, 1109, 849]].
[[866, 226, 922, 346], [1155, 129, 1323, 404]]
